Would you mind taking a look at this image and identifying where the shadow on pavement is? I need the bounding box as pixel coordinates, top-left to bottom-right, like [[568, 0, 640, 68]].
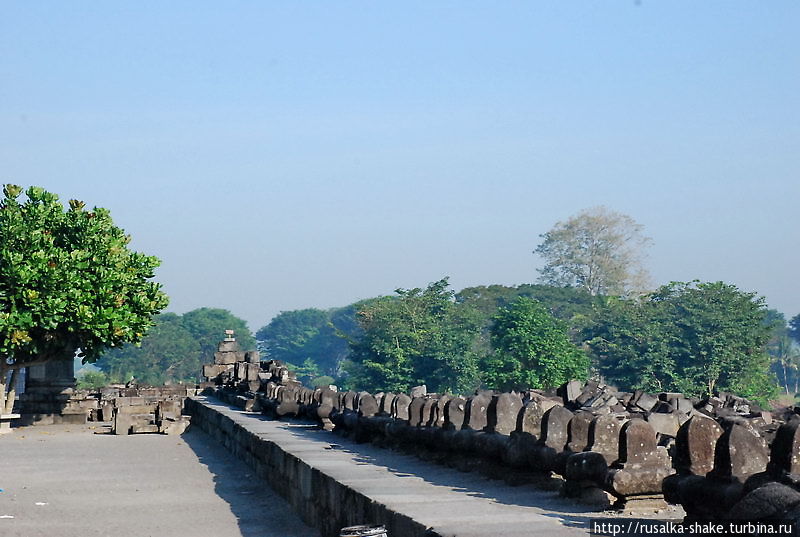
[[182, 426, 319, 537]]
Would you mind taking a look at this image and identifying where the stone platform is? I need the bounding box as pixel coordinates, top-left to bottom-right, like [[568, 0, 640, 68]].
[[189, 396, 680, 537], [0, 422, 316, 537]]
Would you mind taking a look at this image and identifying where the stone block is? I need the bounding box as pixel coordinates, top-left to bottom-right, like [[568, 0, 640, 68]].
[[131, 423, 160, 434], [214, 351, 240, 365], [217, 340, 240, 353]]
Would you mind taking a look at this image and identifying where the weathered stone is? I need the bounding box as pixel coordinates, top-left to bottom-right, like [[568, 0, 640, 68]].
[[711, 423, 768, 482], [561, 380, 584, 403], [343, 391, 357, 411], [379, 392, 396, 415], [618, 419, 662, 467], [588, 415, 624, 464], [727, 482, 800, 520], [244, 350, 260, 364], [408, 397, 426, 427], [422, 397, 438, 427], [410, 385, 427, 398], [566, 411, 593, 453], [217, 340, 240, 353], [565, 451, 609, 483], [159, 416, 191, 435], [770, 420, 800, 476], [540, 405, 573, 451], [607, 420, 675, 499], [214, 351, 239, 365], [647, 412, 681, 438], [393, 394, 412, 421], [674, 415, 723, 476], [357, 393, 379, 418], [444, 397, 466, 430], [516, 399, 547, 439], [430, 396, 449, 428], [131, 423, 160, 434], [488, 393, 522, 435], [634, 392, 658, 412], [676, 398, 694, 414], [464, 394, 490, 431]]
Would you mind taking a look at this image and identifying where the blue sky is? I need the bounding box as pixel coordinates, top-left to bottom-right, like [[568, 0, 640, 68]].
[[2, 2, 798, 331]]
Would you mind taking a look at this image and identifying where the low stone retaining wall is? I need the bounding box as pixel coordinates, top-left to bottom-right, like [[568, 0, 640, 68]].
[[201, 336, 800, 522], [186, 396, 432, 537]]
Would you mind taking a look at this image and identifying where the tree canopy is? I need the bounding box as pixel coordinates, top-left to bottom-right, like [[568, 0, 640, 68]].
[[0, 185, 168, 370], [256, 307, 353, 376], [587, 281, 776, 403], [96, 307, 254, 385], [181, 307, 255, 361], [483, 297, 589, 391], [346, 278, 483, 394], [534, 206, 651, 296]]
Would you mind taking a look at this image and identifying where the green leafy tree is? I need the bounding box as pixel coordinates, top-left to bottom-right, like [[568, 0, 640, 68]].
[[456, 283, 601, 358], [769, 334, 800, 395], [0, 185, 167, 412], [96, 313, 201, 385], [790, 313, 800, 344], [285, 357, 321, 386], [76, 370, 109, 390], [534, 206, 651, 296], [97, 308, 255, 384], [484, 297, 589, 391], [588, 281, 777, 403], [181, 307, 255, 363], [256, 307, 353, 376], [347, 278, 483, 394], [312, 375, 335, 388]]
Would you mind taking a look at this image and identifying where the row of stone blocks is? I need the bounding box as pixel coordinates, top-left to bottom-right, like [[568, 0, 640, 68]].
[[223, 382, 800, 519], [185, 397, 431, 537], [110, 394, 192, 435]]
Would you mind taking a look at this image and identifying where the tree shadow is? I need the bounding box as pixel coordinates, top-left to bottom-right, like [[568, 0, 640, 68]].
[[181, 426, 319, 537]]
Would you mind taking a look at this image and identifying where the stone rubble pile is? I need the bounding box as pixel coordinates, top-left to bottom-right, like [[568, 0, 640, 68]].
[[201, 339, 800, 520], [101, 385, 196, 435]]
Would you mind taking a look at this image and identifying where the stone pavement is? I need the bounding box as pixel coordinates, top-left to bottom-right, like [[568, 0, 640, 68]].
[[193, 397, 682, 537], [0, 423, 317, 537]]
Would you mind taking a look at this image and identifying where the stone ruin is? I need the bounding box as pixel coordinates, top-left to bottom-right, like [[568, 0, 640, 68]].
[[106, 386, 195, 435], [201, 338, 800, 522]]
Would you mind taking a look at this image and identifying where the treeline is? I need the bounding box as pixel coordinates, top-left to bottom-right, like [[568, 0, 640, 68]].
[[258, 278, 796, 406], [85, 205, 798, 406], [92, 308, 255, 385], [93, 280, 798, 408]]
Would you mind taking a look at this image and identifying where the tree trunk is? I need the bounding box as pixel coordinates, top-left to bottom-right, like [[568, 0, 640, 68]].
[[4, 368, 19, 414], [783, 363, 790, 395], [0, 367, 6, 415]]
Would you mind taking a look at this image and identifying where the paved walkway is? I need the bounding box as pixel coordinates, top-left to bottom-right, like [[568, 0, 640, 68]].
[[197, 397, 683, 537], [0, 423, 316, 537]]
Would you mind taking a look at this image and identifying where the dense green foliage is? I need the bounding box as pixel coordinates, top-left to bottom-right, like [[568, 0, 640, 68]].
[[346, 278, 483, 393], [181, 307, 255, 361], [483, 297, 589, 391], [76, 369, 110, 390], [534, 206, 651, 296], [0, 185, 168, 369], [764, 310, 800, 396], [256, 307, 354, 376], [96, 308, 254, 385], [790, 314, 800, 344], [587, 281, 777, 403]]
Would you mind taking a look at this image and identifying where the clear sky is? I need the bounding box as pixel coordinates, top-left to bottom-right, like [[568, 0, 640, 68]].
[[2, 2, 798, 332]]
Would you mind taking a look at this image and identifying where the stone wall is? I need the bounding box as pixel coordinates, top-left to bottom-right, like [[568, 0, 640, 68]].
[[201, 338, 800, 521], [185, 397, 430, 537]]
